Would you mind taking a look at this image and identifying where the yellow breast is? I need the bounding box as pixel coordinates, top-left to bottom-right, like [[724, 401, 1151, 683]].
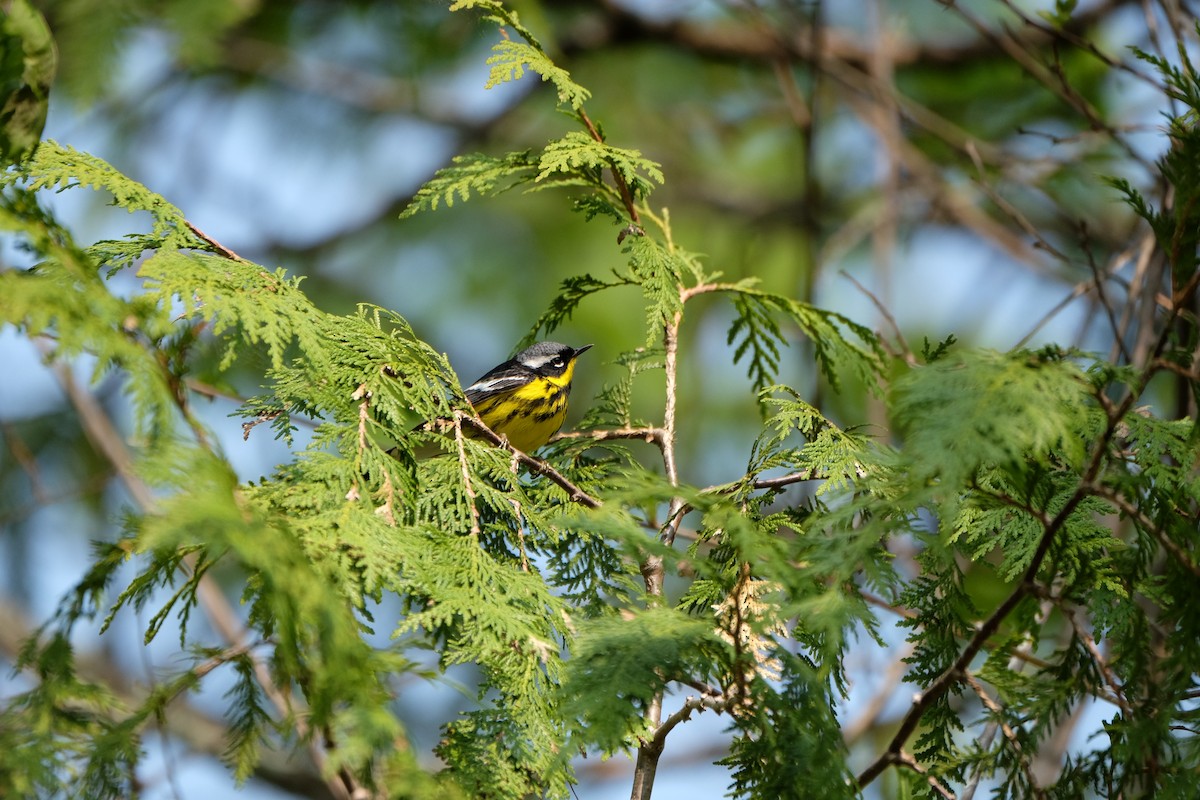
[[472, 379, 569, 453]]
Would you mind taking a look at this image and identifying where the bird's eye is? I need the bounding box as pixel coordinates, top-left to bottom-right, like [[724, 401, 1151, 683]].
[[551, 358, 565, 369]]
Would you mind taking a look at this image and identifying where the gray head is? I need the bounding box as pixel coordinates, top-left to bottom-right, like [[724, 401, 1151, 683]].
[[514, 341, 593, 378]]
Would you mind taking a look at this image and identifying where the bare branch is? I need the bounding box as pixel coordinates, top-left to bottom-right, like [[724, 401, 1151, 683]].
[[893, 750, 957, 800], [553, 426, 664, 444], [652, 693, 729, 750]]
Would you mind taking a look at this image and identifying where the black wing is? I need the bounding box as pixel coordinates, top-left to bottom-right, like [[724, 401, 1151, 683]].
[[463, 358, 532, 404]]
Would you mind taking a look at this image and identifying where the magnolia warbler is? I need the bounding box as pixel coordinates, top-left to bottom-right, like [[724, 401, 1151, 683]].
[[453, 340, 592, 453]]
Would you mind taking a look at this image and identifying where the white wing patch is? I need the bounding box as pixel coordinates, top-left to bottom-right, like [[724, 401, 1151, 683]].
[[466, 374, 527, 401]]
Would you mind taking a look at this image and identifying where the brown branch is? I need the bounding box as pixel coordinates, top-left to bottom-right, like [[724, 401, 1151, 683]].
[[459, 416, 602, 508], [1152, 358, 1200, 382], [660, 305, 685, 547], [552, 426, 663, 444], [1017, 231, 1153, 351], [893, 750, 957, 800], [963, 140, 1071, 263], [936, 0, 1148, 167], [628, 235, 700, 800], [993, 0, 1158, 87], [651, 693, 729, 750], [577, 105, 641, 226], [1079, 224, 1134, 363], [187, 221, 244, 261], [693, 468, 828, 503], [575, 0, 1136, 74]]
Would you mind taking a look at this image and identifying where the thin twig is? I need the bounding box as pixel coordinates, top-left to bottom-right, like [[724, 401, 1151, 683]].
[[1016, 232, 1151, 350], [187, 222, 244, 261], [894, 750, 957, 800], [964, 673, 1045, 799], [660, 305, 685, 547], [553, 426, 663, 444], [651, 694, 729, 749], [453, 411, 483, 536], [839, 268, 914, 364], [577, 106, 641, 226], [1085, 482, 1200, 579], [628, 232, 697, 800], [1079, 225, 1133, 363], [937, 0, 1147, 167], [1058, 602, 1133, 715]]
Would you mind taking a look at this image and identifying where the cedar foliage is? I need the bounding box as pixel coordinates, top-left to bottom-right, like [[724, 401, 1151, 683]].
[[2, 2, 1200, 799]]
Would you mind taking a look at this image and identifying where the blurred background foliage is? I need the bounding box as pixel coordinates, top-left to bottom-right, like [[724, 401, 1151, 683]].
[[2, 0, 1191, 798]]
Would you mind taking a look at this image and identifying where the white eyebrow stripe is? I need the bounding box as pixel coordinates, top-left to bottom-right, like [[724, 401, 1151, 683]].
[[521, 354, 560, 370]]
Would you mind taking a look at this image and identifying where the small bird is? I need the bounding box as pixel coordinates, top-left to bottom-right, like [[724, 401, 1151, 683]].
[[456, 341, 592, 453]]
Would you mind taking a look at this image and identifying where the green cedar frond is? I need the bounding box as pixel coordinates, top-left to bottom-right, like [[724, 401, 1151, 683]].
[[521, 272, 632, 347], [578, 346, 662, 430], [6, 141, 195, 249], [623, 235, 683, 346], [729, 292, 784, 395], [400, 151, 539, 217], [125, 452, 407, 765], [81, 717, 143, 800], [451, 0, 590, 110], [749, 386, 873, 497], [572, 193, 625, 222], [139, 251, 320, 371], [223, 654, 271, 784], [892, 348, 1095, 489], [449, 1, 538, 56], [0, 191, 182, 441], [4, 633, 130, 799], [1119, 49, 1200, 286], [543, 521, 641, 615], [484, 40, 591, 109], [562, 607, 728, 755], [394, 528, 569, 673], [437, 707, 570, 799], [537, 131, 664, 198], [752, 386, 828, 458], [727, 285, 883, 397], [721, 656, 854, 800], [921, 333, 958, 363]]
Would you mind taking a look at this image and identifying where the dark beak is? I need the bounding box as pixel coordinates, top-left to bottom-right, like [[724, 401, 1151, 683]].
[[573, 344, 593, 358]]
